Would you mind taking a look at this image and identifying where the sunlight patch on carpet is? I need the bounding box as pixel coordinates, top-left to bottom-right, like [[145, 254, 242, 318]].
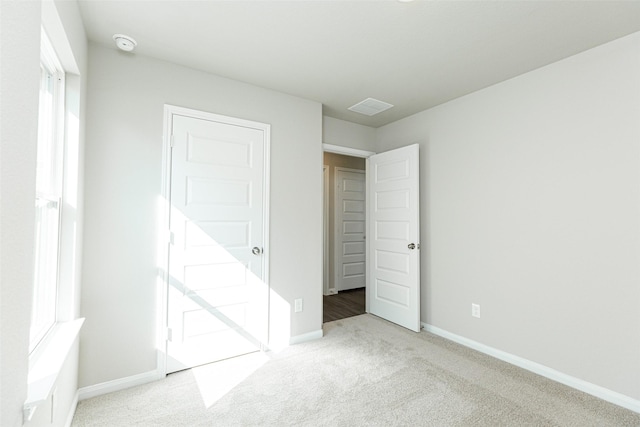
[[192, 351, 269, 408]]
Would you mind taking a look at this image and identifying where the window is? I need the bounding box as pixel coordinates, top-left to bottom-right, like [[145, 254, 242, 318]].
[[30, 31, 65, 352]]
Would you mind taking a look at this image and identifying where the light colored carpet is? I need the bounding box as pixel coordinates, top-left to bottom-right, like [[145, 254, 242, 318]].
[[73, 314, 640, 426]]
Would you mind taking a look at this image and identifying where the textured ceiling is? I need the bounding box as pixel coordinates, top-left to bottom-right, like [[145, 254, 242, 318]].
[[78, 0, 640, 127]]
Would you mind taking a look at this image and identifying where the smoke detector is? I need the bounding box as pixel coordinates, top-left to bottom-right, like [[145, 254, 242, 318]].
[[113, 34, 137, 52]]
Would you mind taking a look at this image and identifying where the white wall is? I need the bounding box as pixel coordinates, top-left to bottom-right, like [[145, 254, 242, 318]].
[[0, 2, 41, 425], [80, 44, 323, 388], [323, 116, 376, 151], [376, 32, 640, 401], [0, 1, 88, 425]]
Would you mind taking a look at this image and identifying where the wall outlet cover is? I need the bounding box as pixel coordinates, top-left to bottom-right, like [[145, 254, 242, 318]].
[[472, 303, 481, 318]]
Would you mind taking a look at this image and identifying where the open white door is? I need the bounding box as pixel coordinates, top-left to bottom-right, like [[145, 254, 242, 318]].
[[367, 144, 420, 332]]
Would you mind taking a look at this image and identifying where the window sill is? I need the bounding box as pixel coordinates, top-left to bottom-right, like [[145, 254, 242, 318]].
[[24, 318, 84, 423]]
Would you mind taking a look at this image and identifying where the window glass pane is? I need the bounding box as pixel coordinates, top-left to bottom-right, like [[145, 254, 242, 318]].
[[36, 64, 57, 196], [30, 198, 60, 348]]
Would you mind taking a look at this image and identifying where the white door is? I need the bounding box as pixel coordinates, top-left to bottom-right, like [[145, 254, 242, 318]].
[[166, 110, 269, 373], [367, 144, 420, 332], [334, 168, 366, 291]]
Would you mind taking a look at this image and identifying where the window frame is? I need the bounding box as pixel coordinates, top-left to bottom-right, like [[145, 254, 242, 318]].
[[30, 29, 66, 354]]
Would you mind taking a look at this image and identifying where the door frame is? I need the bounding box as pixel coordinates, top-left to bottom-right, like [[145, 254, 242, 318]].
[[323, 165, 330, 296], [333, 167, 366, 292], [158, 105, 271, 375], [322, 144, 375, 315]]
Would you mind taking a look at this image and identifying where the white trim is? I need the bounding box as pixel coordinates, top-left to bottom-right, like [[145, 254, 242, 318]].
[[323, 143, 375, 158], [323, 165, 330, 296], [63, 391, 79, 427], [262, 119, 271, 345], [167, 104, 270, 131], [160, 105, 271, 374], [289, 329, 323, 345], [422, 323, 640, 414], [25, 319, 84, 423], [41, 1, 80, 74], [77, 369, 162, 401], [323, 144, 372, 310], [157, 105, 173, 377], [365, 159, 370, 313]]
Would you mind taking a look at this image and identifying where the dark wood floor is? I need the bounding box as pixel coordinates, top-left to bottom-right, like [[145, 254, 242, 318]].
[[323, 288, 365, 323]]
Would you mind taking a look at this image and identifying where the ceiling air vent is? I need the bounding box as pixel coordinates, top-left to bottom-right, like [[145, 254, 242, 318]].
[[348, 98, 394, 116]]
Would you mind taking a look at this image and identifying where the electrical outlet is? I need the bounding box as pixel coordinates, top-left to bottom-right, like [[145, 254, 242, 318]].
[[294, 298, 303, 313], [471, 303, 481, 318]]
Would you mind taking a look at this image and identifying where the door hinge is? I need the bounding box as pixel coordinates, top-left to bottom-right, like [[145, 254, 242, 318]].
[[166, 327, 173, 342], [170, 134, 175, 148], [168, 231, 175, 245]]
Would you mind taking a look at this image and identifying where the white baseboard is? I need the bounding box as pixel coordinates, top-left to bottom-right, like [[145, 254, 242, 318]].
[[422, 322, 640, 414], [64, 390, 79, 427], [289, 329, 323, 345], [327, 288, 337, 295], [78, 369, 163, 401]]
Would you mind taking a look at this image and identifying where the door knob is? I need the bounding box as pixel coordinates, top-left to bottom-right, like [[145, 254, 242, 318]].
[[252, 247, 262, 255], [408, 243, 416, 250]]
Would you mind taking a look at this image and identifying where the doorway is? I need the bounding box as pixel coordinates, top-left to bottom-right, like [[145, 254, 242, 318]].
[[323, 150, 368, 323], [322, 143, 421, 332], [163, 106, 270, 373]]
